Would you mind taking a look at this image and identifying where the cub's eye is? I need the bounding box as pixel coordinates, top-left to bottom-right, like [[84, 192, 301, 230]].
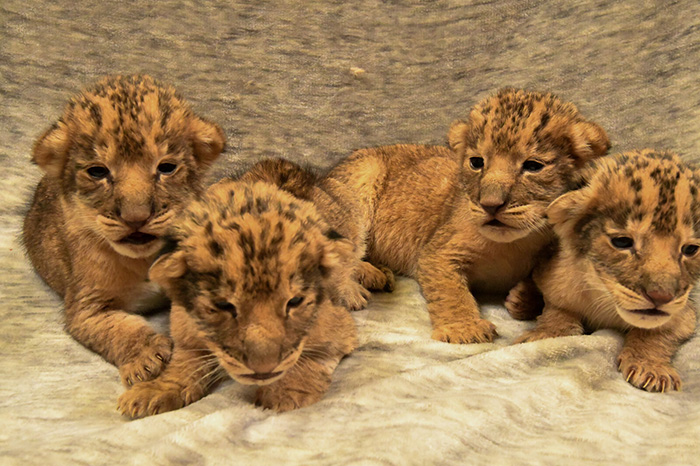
[[681, 244, 699, 257], [287, 296, 304, 307], [87, 166, 110, 180], [469, 157, 484, 170], [157, 162, 177, 175], [213, 301, 237, 316], [286, 296, 304, 313], [611, 236, 634, 250], [522, 160, 545, 172]]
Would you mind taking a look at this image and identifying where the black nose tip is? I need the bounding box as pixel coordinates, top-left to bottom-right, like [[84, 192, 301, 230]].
[[481, 202, 505, 217]]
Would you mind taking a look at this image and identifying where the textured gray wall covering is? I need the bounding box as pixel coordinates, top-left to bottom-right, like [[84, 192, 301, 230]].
[[2, 1, 699, 464]]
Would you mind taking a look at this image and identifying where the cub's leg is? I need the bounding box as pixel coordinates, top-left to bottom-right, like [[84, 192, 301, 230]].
[[617, 308, 696, 392], [118, 348, 222, 418], [356, 261, 395, 292], [513, 305, 584, 344], [65, 290, 172, 387], [505, 277, 544, 321], [416, 243, 498, 344]]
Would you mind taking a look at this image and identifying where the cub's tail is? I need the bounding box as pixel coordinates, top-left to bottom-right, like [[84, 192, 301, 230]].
[[239, 158, 318, 200]]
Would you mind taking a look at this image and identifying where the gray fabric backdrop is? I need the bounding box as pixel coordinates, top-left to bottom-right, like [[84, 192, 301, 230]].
[[2, 1, 699, 464]]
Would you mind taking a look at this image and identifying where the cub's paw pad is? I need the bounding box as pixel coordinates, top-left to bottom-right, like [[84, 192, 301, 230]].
[[255, 386, 323, 412], [118, 382, 183, 419], [119, 333, 173, 386], [432, 319, 498, 344], [505, 282, 543, 321], [617, 357, 682, 393]]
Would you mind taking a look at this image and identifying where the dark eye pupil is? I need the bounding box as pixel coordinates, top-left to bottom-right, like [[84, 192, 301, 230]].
[[214, 301, 236, 314], [87, 166, 109, 179], [523, 160, 544, 172], [158, 163, 177, 174], [287, 296, 303, 308], [469, 157, 484, 170], [611, 236, 634, 249], [682, 244, 699, 256]]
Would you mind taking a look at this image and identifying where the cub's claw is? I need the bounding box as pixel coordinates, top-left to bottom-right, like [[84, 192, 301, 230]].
[[118, 333, 173, 387], [118, 381, 184, 419], [432, 319, 498, 344], [617, 354, 682, 393]]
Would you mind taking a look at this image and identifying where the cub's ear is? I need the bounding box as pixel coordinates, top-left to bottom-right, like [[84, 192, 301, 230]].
[[448, 109, 485, 164], [149, 249, 187, 288], [32, 122, 71, 178], [547, 187, 594, 226], [546, 117, 610, 167], [189, 116, 226, 168]]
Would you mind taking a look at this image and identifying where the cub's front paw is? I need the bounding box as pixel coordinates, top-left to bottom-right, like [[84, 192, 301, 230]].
[[432, 319, 498, 344], [505, 281, 543, 321], [617, 354, 682, 393], [119, 333, 173, 386], [118, 381, 183, 419], [512, 328, 558, 345], [357, 262, 395, 292], [339, 281, 371, 311], [255, 385, 323, 412]]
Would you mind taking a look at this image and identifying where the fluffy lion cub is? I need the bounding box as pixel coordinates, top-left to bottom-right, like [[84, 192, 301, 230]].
[[512, 150, 699, 392], [23, 75, 225, 386], [320, 88, 609, 344], [118, 180, 357, 416]]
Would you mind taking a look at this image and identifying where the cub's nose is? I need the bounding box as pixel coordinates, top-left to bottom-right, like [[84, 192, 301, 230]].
[[644, 289, 674, 307], [480, 200, 506, 217], [117, 205, 152, 231]]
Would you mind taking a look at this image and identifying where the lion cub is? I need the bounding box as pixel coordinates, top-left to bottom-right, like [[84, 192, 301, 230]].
[[320, 88, 609, 344], [23, 75, 225, 386], [512, 150, 699, 392], [118, 180, 358, 416]]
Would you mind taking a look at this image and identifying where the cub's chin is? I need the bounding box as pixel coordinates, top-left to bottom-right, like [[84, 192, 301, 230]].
[[617, 307, 673, 329], [109, 235, 163, 259], [478, 220, 532, 243]]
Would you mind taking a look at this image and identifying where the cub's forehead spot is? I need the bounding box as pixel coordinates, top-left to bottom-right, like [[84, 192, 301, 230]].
[[595, 153, 698, 235]]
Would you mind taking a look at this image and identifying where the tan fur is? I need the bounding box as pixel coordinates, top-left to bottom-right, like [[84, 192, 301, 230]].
[[239, 157, 395, 300], [318, 88, 609, 343], [22, 75, 225, 386], [513, 150, 700, 392], [118, 181, 358, 417]]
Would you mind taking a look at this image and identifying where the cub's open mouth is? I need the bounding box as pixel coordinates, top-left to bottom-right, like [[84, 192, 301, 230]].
[[628, 308, 669, 317], [484, 219, 510, 228], [239, 371, 283, 381], [119, 232, 158, 245]]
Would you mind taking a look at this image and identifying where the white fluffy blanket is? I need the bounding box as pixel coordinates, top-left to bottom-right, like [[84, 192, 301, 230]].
[[3, 257, 699, 464]]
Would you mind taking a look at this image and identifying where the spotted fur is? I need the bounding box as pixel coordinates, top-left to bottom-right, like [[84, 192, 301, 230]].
[[513, 150, 700, 392], [23, 75, 225, 387], [320, 88, 609, 344], [118, 181, 357, 417]]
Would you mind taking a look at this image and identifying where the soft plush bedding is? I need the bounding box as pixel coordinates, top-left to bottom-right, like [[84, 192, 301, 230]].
[[2, 1, 699, 464]]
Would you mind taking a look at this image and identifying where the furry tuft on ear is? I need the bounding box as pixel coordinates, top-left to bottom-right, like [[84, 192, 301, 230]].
[[448, 109, 486, 164], [32, 122, 71, 178], [547, 187, 594, 226], [447, 119, 469, 162], [189, 117, 226, 168], [149, 250, 187, 288], [546, 117, 610, 167]]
